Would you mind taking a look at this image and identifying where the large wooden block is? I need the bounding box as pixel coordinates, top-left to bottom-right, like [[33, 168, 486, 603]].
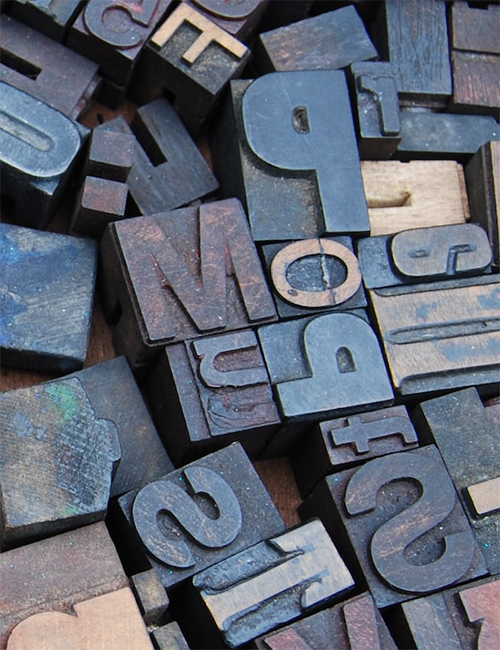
[[260, 237, 366, 319], [413, 388, 500, 574], [211, 71, 370, 242], [179, 519, 354, 648], [291, 405, 418, 498], [451, 50, 500, 116], [131, 3, 249, 133], [369, 276, 500, 396], [0, 223, 96, 373], [357, 223, 492, 289], [96, 99, 217, 217], [299, 446, 488, 608], [0, 522, 129, 648], [148, 329, 280, 465], [0, 15, 100, 120], [254, 592, 397, 650], [451, 1, 500, 55], [466, 140, 499, 270], [258, 312, 393, 423], [375, 0, 451, 108], [255, 6, 376, 73], [116, 443, 285, 590], [10, 0, 85, 41], [185, 0, 268, 39], [100, 199, 276, 370], [0, 82, 88, 229], [361, 160, 470, 236]]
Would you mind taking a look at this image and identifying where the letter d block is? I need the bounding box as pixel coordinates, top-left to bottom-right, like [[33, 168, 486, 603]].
[[0, 82, 88, 229], [116, 443, 285, 590]]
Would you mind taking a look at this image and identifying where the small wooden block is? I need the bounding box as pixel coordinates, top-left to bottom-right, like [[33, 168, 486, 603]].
[[299, 446, 488, 608], [131, 569, 169, 626], [10, 0, 85, 41], [71, 176, 129, 236], [291, 405, 418, 498], [468, 478, 500, 517], [151, 621, 190, 650], [179, 519, 354, 648], [369, 276, 500, 396], [85, 130, 135, 182], [100, 199, 276, 370], [451, 1, 500, 55], [0, 522, 129, 648], [0, 223, 96, 373], [6, 588, 154, 650], [451, 50, 500, 116], [361, 160, 470, 236], [116, 443, 285, 590]]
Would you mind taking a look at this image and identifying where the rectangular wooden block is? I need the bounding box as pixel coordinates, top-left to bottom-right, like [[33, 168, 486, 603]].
[[178, 519, 354, 648], [369, 276, 500, 396], [211, 71, 370, 242], [412, 388, 500, 574], [298, 446, 488, 608], [85, 129, 135, 182], [451, 50, 500, 116], [71, 176, 129, 237], [116, 443, 285, 590], [130, 569, 169, 626], [100, 199, 276, 370], [291, 405, 418, 498], [148, 329, 280, 465], [361, 160, 470, 236], [10, 0, 85, 41], [451, 1, 500, 55]]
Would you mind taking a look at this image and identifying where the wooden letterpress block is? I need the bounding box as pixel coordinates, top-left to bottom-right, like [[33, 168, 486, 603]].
[[0, 82, 88, 229], [357, 223, 492, 290], [258, 312, 393, 424], [131, 569, 169, 626], [397, 110, 499, 162], [148, 329, 280, 465], [85, 130, 135, 182], [392, 575, 500, 650], [299, 446, 488, 608], [68, 0, 173, 86], [152, 622, 190, 650], [100, 199, 276, 370], [0, 15, 100, 120], [451, 50, 500, 116], [0, 223, 96, 372], [178, 519, 354, 648], [131, 3, 249, 133], [211, 70, 370, 242], [185, 0, 268, 39], [10, 0, 85, 41], [96, 99, 217, 217], [451, 1, 500, 55], [254, 592, 397, 650], [361, 160, 470, 236], [0, 522, 129, 648], [485, 395, 500, 430], [255, 6, 376, 73], [375, 0, 451, 108], [117, 443, 285, 590], [0, 378, 120, 550], [71, 176, 129, 237], [6, 588, 154, 650], [260, 237, 366, 319], [291, 405, 418, 498], [413, 388, 500, 574], [466, 141, 499, 269], [65, 356, 174, 498], [350, 61, 400, 160], [369, 276, 500, 396]]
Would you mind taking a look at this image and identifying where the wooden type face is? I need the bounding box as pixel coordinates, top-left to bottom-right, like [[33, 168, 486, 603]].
[[451, 1, 500, 55], [102, 199, 276, 368], [96, 100, 217, 217], [10, 0, 85, 41], [258, 312, 393, 422], [5, 588, 154, 650], [213, 70, 369, 242], [299, 446, 488, 608], [412, 388, 500, 574], [358, 223, 493, 290], [377, 0, 451, 107], [350, 60, 400, 160], [150, 330, 280, 464], [189, 519, 354, 648], [369, 276, 500, 395], [451, 50, 500, 116], [118, 443, 285, 589], [254, 593, 397, 650], [396, 575, 500, 650], [186, 0, 267, 38], [261, 237, 366, 319], [0, 523, 129, 648], [256, 5, 376, 73], [291, 405, 419, 498], [0, 223, 96, 372], [0, 15, 100, 120]]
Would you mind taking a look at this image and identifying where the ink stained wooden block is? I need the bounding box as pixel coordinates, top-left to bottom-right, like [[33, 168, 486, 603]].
[[0, 223, 96, 373], [10, 0, 85, 42]]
